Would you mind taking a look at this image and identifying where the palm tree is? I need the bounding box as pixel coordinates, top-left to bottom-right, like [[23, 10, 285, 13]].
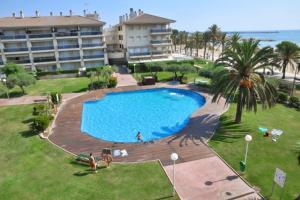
[[220, 32, 227, 54], [208, 24, 221, 61], [182, 31, 189, 55], [212, 39, 278, 123], [193, 31, 202, 57], [178, 31, 187, 53], [227, 33, 241, 50], [171, 29, 179, 52], [276, 41, 299, 79], [202, 31, 210, 59]]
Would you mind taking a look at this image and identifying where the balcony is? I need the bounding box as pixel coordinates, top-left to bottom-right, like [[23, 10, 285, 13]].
[[1, 35, 26, 40], [82, 43, 104, 48], [7, 59, 31, 64], [4, 47, 28, 52], [59, 56, 81, 61], [150, 29, 172, 34], [129, 52, 151, 57], [152, 51, 169, 56], [55, 32, 78, 37], [0, 61, 3, 65], [29, 33, 53, 39], [151, 40, 172, 44], [83, 54, 104, 59], [34, 57, 56, 63], [57, 44, 79, 49], [31, 46, 54, 51], [80, 31, 102, 36]]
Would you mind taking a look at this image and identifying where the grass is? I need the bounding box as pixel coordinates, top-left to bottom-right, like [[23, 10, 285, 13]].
[[209, 104, 300, 200], [0, 105, 178, 200], [133, 71, 210, 83], [3, 77, 90, 97]]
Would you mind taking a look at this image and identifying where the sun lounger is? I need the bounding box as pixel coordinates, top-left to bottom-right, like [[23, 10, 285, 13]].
[[75, 153, 101, 165], [113, 149, 121, 157], [271, 129, 283, 142], [120, 149, 128, 157]]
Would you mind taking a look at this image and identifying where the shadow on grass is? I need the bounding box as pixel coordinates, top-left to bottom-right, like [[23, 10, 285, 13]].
[[154, 195, 175, 200], [210, 115, 251, 143], [72, 87, 88, 93], [19, 130, 37, 138]]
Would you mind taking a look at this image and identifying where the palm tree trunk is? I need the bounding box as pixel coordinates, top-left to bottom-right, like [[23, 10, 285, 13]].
[[212, 41, 215, 61], [282, 61, 287, 79], [235, 90, 243, 123], [203, 44, 207, 59]]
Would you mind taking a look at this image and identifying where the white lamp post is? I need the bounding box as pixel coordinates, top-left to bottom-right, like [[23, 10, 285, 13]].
[[133, 63, 136, 76], [170, 152, 178, 196], [2, 78, 9, 99], [244, 134, 252, 165]]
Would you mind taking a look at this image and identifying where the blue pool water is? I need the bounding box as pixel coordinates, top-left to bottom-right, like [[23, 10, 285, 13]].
[[81, 88, 206, 143]]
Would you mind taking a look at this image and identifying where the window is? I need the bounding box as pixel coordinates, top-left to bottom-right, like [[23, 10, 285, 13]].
[[129, 26, 134, 30], [136, 36, 141, 41], [119, 35, 123, 40], [129, 36, 134, 42], [118, 26, 122, 31], [136, 26, 141, 30]]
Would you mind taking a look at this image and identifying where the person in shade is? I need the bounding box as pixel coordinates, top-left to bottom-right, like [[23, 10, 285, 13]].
[[136, 131, 143, 142], [89, 153, 97, 173]]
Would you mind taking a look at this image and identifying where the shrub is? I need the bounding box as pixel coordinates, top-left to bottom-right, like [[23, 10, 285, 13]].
[[50, 92, 62, 104], [31, 115, 51, 133], [289, 96, 299, 105], [277, 92, 288, 103], [33, 104, 47, 116], [278, 81, 293, 93], [88, 81, 107, 90], [108, 77, 117, 88]]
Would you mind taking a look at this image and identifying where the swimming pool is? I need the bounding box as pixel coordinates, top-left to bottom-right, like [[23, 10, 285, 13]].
[[81, 88, 206, 143]]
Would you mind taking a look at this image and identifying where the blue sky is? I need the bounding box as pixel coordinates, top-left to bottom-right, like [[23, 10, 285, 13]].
[[1, 0, 299, 31]]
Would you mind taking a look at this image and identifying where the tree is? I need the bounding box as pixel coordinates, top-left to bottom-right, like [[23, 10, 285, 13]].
[[7, 71, 36, 94], [276, 41, 299, 79], [202, 31, 210, 59], [212, 39, 278, 123], [193, 32, 203, 57], [208, 24, 221, 61], [145, 62, 163, 78], [1, 62, 25, 76], [220, 32, 227, 54], [171, 29, 179, 52], [227, 33, 241, 50], [0, 82, 10, 98]]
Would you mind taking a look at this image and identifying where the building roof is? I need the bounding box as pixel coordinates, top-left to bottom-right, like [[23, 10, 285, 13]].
[[123, 13, 175, 25], [0, 15, 105, 29]]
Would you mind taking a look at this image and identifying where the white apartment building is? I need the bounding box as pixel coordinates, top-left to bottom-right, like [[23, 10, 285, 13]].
[[105, 8, 175, 63], [0, 10, 108, 72]]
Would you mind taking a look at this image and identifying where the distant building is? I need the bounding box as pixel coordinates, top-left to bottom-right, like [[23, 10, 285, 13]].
[[105, 8, 175, 64], [0, 10, 108, 72]]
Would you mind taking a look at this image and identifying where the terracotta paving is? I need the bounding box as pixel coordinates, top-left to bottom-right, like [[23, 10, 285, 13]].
[[48, 84, 227, 165], [164, 157, 262, 200]]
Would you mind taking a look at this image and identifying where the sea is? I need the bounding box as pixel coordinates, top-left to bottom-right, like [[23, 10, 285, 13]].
[[227, 30, 300, 47]]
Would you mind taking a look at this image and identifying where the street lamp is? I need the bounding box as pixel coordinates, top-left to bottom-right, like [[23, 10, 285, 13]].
[[244, 134, 252, 165], [170, 153, 178, 196], [133, 63, 136, 76], [2, 78, 9, 99]]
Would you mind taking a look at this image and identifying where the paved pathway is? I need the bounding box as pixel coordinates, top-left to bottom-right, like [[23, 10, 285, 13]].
[[0, 93, 83, 107], [164, 157, 262, 200], [114, 66, 137, 87]]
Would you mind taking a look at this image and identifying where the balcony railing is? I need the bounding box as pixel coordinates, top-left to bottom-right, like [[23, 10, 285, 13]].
[[152, 51, 169, 55], [80, 31, 102, 36], [34, 57, 56, 63], [4, 47, 28, 52], [83, 55, 104, 59], [55, 32, 78, 37], [31, 46, 54, 51], [1, 35, 26, 40], [82, 43, 103, 48], [129, 52, 151, 57], [150, 29, 172, 34], [7, 59, 31, 64], [151, 40, 172, 44], [59, 56, 81, 61], [29, 33, 53, 39], [57, 44, 79, 49]]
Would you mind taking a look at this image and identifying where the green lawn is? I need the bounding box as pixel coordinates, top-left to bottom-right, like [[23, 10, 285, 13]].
[[134, 71, 210, 83], [209, 104, 300, 199], [0, 105, 178, 200], [5, 77, 90, 97]]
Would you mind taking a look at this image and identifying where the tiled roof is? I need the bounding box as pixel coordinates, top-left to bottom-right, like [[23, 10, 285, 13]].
[[0, 15, 105, 28], [123, 13, 175, 25]]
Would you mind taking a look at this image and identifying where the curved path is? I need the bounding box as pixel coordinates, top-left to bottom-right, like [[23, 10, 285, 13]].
[[49, 84, 227, 165]]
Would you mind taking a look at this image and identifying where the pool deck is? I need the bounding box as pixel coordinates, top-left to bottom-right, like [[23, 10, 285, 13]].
[[48, 84, 227, 165]]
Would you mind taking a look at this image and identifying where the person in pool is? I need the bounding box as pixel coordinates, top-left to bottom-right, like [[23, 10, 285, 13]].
[[136, 132, 143, 142]]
